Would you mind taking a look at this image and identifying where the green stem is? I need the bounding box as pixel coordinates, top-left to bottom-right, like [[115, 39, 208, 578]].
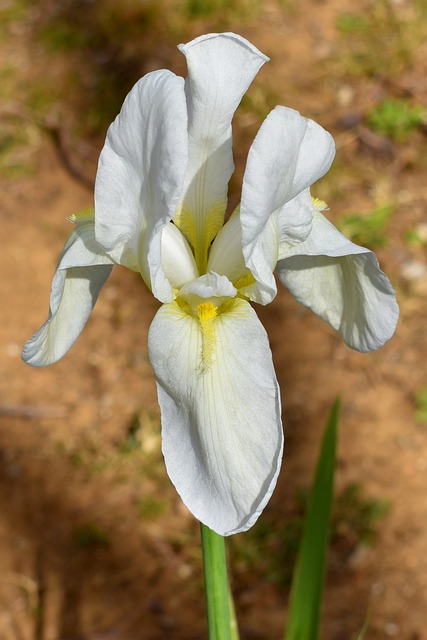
[[200, 523, 231, 640]]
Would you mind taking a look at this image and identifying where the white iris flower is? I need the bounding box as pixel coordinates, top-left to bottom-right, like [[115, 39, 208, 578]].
[[23, 33, 399, 536]]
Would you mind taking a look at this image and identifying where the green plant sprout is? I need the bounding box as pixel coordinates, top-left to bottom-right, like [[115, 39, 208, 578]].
[[333, 483, 391, 546], [335, 1, 426, 78], [404, 226, 427, 248], [137, 496, 168, 520], [415, 387, 427, 424], [337, 204, 394, 248], [230, 478, 390, 588], [367, 98, 426, 142], [336, 13, 370, 34], [73, 522, 110, 548], [184, 0, 259, 19]]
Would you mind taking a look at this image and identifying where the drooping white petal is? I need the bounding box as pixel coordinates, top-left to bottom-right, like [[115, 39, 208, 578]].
[[276, 211, 399, 351], [95, 70, 188, 302], [176, 33, 268, 272], [148, 297, 283, 536], [22, 221, 113, 366], [240, 107, 335, 303]]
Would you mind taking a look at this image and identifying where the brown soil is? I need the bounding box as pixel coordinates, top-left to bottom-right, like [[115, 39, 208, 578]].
[[1, 1, 427, 639]]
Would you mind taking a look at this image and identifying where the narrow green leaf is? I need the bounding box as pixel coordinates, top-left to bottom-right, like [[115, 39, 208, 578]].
[[285, 397, 340, 640]]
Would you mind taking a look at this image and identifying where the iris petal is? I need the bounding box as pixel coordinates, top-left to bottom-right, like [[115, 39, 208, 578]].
[[23, 220, 113, 366], [240, 106, 335, 303], [276, 211, 399, 351], [95, 70, 188, 302], [148, 297, 283, 535], [176, 33, 268, 272]]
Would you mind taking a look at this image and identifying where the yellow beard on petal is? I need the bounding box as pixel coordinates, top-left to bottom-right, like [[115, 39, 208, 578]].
[[197, 302, 217, 371]]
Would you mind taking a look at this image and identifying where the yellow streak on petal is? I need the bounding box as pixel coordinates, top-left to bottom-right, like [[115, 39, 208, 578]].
[[205, 203, 226, 246], [173, 203, 196, 249], [197, 302, 218, 371], [234, 270, 256, 291], [174, 202, 225, 274]]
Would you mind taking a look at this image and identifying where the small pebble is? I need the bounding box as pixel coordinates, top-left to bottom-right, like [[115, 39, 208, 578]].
[[336, 85, 355, 107], [384, 622, 400, 636], [400, 260, 426, 282], [6, 343, 21, 357]]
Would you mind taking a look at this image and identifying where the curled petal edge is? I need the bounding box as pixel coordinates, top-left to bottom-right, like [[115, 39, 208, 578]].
[[23, 222, 114, 366]]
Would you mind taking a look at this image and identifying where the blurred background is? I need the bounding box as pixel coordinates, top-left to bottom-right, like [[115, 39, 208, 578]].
[[1, 0, 426, 638]]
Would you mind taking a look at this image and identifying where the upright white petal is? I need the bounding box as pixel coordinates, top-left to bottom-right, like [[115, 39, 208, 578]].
[[240, 107, 335, 303], [276, 211, 399, 351], [240, 215, 280, 305], [161, 223, 198, 290], [148, 298, 283, 536], [22, 221, 113, 366], [176, 33, 268, 272], [95, 70, 188, 302], [208, 213, 246, 284], [208, 213, 279, 304]]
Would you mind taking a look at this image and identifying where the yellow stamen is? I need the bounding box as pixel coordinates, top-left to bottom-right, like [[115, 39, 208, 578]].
[[312, 197, 329, 212], [67, 208, 95, 224], [197, 302, 218, 371]]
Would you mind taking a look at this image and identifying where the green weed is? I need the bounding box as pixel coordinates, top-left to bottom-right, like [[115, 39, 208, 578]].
[[39, 20, 89, 52], [337, 203, 394, 248], [229, 482, 390, 586], [405, 224, 427, 247], [0, 0, 29, 36], [229, 516, 297, 585], [0, 123, 38, 178], [89, 459, 112, 475], [137, 496, 168, 520], [333, 483, 391, 545], [0, 64, 17, 99], [414, 387, 427, 424], [367, 98, 426, 142], [73, 522, 109, 548], [240, 84, 282, 120], [183, 0, 260, 21], [24, 82, 58, 120], [69, 451, 86, 468], [121, 412, 143, 454], [336, 13, 370, 34], [335, 1, 426, 78]]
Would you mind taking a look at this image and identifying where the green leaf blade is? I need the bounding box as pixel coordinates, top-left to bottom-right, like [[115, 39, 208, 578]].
[[285, 398, 340, 640]]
